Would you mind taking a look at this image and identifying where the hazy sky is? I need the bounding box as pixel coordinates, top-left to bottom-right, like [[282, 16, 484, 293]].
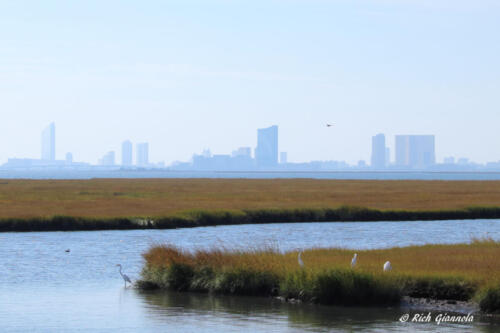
[[1, 0, 499, 165]]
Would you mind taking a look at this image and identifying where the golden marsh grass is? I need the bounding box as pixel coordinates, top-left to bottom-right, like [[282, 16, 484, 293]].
[[1, 178, 500, 218], [144, 239, 500, 286], [140, 240, 500, 309]]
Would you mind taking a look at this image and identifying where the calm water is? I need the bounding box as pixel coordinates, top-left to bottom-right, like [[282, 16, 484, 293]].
[[2, 169, 500, 180], [1, 220, 500, 332]]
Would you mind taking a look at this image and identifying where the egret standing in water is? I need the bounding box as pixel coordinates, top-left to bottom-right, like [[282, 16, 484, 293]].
[[298, 251, 304, 268], [351, 253, 357, 268], [116, 264, 132, 287], [383, 261, 392, 272]]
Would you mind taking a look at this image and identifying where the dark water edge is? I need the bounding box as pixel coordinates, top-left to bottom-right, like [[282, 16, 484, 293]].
[[3, 206, 500, 232], [137, 290, 500, 332], [4, 286, 498, 332]]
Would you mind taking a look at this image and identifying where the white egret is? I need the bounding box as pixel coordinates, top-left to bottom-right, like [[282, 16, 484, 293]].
[[383, 261, 392, 272], [298, 251, 304, 268], [351, 253, 357, 268], [116, 264, 132, 287]]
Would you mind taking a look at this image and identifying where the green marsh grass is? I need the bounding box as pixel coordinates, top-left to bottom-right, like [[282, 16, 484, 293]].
[[2, 206, 500, 232]]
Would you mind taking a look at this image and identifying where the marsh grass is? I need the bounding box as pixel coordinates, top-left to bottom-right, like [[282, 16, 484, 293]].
[[2, 206, 500, 232], [479, 286, 500, 313], [139, 241, 500, 310], [2, 179, 500, 231], [2, 179, 500, 218]]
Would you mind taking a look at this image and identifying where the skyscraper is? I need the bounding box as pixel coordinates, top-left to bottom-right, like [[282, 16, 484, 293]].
[[371, 134, 386, 169], [395, 135, 410, 167], [137, 142, 149, 166], [41, 122, 55, 161], [255, 125, 278, 167], [122, 140, 133, 166], [395, 135, 435, 169]]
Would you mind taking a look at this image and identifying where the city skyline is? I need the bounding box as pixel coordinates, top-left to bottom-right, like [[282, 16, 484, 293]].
[[1, 1, 499, 166], [3, 122, 499, 171]]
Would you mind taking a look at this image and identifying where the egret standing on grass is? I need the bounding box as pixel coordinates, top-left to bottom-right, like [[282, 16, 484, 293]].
[[116, 264, 132, 287], [383, 261, 392, 272], [351, 253, 357, 268], [298, 251, 304, 268]]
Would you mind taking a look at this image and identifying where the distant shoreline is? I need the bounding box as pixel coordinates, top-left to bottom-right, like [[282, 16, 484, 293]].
[[2, 170, 500, 180], [2, 206, 500, 232]]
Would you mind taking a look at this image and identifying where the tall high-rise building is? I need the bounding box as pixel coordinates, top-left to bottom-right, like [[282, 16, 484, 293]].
[[122, 140, 133, 166], [395, 135, 410, 167], [371, 134, 386, 169], [395, 135, 435, 169], [137, 142, 149, 166], [41, 122, 55, 161], [255, 125, 278, 167]]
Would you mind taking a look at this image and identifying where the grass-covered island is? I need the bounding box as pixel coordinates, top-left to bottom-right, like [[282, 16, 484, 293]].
[[2, 179, 500, 231], [138, 240, 500, 314]]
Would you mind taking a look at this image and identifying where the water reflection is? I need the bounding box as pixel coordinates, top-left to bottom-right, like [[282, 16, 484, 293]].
[[137, 290, 500, 332]]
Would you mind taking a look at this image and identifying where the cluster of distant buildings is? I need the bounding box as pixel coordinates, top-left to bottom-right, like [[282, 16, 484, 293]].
[[371, 134, 435, 170], [96, 125, 285, 171], [369, 133, 500, 171], [172, 128, 498, 172], [3, 122, 155, 170], [5, 123, 88, 169], [173, 125, 286, 171], [100, 141, 151, 167], [3, 123, 500, 172]]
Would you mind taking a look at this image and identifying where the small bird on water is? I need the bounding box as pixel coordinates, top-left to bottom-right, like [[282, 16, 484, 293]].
[[65, 249, 70, 253]]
